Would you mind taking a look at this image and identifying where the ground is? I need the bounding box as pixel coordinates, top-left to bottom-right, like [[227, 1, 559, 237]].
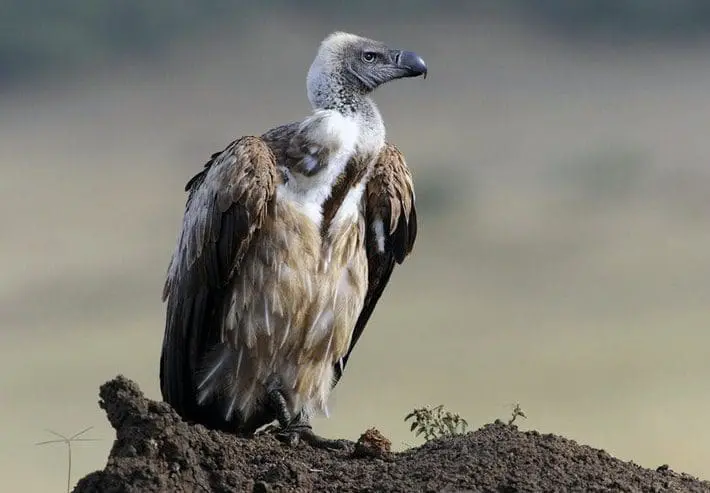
[[73, 376, 709, 493]]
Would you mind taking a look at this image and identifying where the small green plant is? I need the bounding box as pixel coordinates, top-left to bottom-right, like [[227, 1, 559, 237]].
[[405, 405, 468, 441], [508, 402, 527, 426], [36, 426, 101, 493]]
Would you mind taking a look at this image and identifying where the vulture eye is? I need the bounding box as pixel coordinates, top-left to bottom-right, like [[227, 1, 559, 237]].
[[361, 51, 377, 63]]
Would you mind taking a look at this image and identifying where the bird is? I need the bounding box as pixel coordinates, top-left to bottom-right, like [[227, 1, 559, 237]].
[[159, 31, 426, 449]]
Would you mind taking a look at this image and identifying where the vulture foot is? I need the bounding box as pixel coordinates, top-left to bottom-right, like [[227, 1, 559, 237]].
[[275, 422, 351, 450], [267, 388, 351, 450]]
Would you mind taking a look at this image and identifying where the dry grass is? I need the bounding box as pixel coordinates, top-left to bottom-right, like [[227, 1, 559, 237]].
[[35, 428, 100, 493]]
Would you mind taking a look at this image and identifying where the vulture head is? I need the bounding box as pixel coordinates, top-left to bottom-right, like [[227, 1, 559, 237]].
[[307, 32, 427, 108]]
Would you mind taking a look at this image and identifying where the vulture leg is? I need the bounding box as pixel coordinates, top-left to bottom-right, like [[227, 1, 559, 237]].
[[267, 387, 292, 428], [267, 389, 350, 450]]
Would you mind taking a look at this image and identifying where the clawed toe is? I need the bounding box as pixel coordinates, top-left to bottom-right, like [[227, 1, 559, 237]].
[[253, 422, 281, 436], [276, 425, 351, 450]]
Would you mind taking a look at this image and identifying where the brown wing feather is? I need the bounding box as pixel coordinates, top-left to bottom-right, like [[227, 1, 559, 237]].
[[333, 143, 417, 384], [159, 136, 278, 429]]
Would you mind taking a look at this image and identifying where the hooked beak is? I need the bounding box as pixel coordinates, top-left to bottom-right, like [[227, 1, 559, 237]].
[[394, 50, 428, 79]]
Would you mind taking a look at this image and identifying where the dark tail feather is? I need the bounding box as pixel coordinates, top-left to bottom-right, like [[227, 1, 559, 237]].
[[160, 287, 273, 434], [160, 288, 233, 432]]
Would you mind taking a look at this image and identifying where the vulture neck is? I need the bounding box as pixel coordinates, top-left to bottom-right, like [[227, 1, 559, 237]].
[[307, 72, 384, 137]]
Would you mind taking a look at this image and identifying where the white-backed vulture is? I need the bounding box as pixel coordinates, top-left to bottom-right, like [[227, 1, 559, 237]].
[[160, 31, 426, 448]]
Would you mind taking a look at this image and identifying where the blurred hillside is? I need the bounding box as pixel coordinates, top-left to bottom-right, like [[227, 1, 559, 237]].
[[5, 0, 710, 89], [2, 4, 710, 493]]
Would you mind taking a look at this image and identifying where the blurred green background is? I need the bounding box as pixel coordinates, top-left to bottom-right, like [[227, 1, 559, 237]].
[[2, 1, 710, 491]]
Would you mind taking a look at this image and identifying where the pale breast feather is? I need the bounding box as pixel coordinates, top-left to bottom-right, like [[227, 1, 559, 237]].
[[276, 109, 360, 230], [328, 181, 366, 238]]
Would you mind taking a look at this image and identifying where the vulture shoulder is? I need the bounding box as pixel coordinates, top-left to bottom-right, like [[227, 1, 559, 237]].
[[334, 142, 417, 384], [160, 136, 279, 422]]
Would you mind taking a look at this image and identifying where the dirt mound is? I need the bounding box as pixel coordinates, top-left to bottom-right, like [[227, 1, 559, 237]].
[[73, 376, 709, 492]]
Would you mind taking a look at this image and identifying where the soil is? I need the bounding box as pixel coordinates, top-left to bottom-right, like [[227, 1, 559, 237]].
[[73, 376, 710, 493]]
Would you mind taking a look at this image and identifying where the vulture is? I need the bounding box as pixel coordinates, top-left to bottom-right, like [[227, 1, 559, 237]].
[[160, 31, 426, 448]]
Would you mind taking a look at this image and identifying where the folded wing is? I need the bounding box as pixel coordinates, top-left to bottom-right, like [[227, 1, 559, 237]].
[[333, 143, 418, 385], [159, 136, 278, 429]]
